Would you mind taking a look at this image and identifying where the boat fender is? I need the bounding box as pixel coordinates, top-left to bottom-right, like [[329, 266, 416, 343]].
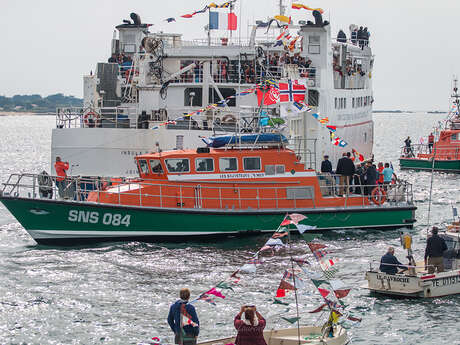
[[83, 111, 100, 127], [371, 187, 387, 205]]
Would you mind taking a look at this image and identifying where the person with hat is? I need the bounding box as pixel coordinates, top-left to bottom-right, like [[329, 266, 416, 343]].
[[424, 227, 448, 274]]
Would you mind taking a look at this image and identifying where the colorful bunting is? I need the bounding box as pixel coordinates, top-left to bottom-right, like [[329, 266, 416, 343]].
[[292, 3, 324, 14], [274, 15, 291, 24], [197, 293, 216, 305], [206, 287, 226, 299]]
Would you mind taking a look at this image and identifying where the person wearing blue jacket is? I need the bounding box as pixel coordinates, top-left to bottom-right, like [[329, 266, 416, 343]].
[[168, 288, 200, 345], [380, 247, 407, 275]]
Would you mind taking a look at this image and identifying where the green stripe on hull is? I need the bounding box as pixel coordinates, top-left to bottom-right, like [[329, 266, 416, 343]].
[[1, 197, 416, 242], [399, 158, 460, 173]]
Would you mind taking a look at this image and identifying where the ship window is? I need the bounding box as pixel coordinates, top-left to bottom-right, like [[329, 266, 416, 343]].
[[334, 98, 338, 109], [195, 158, 214, 172], [184, 88, 203, 106], [209, 88, 236, 107], [165, 158, 190, 173], [308, 36, 320, 54], [308, 90, 319, 106], [149, 159, 164, 174], [265, 165, 275, 175], [276, 165, 285, 174], [123, 44, 136, 53], [138, 159, 149, 174], [219, 157, 238, 171], [452, 133, 458, 141], [243, 157, 261, 171]]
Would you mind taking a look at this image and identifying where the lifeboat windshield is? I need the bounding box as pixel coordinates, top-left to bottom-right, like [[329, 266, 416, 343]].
[[150, 159, 164, 174], [165, 158, 190, 173]]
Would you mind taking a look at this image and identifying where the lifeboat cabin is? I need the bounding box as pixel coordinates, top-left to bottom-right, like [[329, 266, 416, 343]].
[[88, 147, 378, 210]]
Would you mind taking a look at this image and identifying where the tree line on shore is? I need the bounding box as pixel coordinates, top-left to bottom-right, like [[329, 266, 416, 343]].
[[0, 94, 82, 113]]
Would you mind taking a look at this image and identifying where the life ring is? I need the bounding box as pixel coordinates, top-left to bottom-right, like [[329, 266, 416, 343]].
[[222, 114, 237, 123], [83, 111, 100, 127], [371, 187, 387, 205]]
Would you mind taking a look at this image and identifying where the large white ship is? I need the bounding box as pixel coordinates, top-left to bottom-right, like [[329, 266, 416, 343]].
[[52, 2, 374, 177]]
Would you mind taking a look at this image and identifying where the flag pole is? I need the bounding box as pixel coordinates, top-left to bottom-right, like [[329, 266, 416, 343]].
[[287, 219, 302, 345]]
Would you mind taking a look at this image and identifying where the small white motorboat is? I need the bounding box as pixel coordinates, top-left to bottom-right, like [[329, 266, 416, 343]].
[[198, 324, 349, 345], [364, 231, 460, 298]]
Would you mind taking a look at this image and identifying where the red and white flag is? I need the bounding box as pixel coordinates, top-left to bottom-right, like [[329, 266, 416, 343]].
[[257, 86, 280, 105], [279, 80, 306, 103]]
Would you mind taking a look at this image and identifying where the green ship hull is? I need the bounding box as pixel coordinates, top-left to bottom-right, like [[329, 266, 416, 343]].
[[399, 158, 460, 173], [0, 196, 416, 245]]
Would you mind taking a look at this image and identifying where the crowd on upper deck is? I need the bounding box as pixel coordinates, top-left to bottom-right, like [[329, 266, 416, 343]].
[[336, 25, 371, 49]]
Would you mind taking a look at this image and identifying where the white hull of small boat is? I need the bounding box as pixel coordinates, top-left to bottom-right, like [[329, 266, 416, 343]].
[[364, 267, 460, 298], [198, 325, 348, 345]]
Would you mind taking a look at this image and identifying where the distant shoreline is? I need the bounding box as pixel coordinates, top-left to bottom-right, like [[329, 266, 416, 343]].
[[0, 111, 54, 116]]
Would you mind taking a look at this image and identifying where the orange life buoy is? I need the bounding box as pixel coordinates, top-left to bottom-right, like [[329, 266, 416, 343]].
[[83, 111, 100, 127], [371, 186, 387, 205]]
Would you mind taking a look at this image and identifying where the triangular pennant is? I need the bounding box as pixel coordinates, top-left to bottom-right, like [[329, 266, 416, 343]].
[[280, 219, 292, 226], [273, 298, 289, 306], [311, 278, 328, 288], [216, 281, 234, 291], [296, 224, 316, 234], [276, 289, 286, 298], [307, 242, 327, 252], [240, 263, 257, 274], [309, 303, 328, 313], [318, 288, 331, 298], [205, 287, 225, 299], [278, 279, 296, 291], [323, 266, 339, 279], [287, 213, 307, 225], [281, 316, 301, 324], [265, 238, 284, 246], [334, 289, 351, 299]]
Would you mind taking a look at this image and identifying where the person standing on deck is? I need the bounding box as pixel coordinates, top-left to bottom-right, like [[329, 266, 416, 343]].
[[404, 136, 413, 157], [428, 132, 435, 153], [321, 155, 333, 173], [168, 288, 200, 345], [425, 227, 448, 274], [364, 162, 377, 195], [382, 163, 394, 190], [54, 156, 69, 198], [336, 153, 355, 196]]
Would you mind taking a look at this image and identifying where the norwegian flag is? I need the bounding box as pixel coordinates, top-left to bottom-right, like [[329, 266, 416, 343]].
[[279, 80, 306, 103]]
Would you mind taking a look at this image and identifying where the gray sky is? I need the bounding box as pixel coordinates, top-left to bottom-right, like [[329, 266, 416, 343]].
[[1, 0, 459, 110]]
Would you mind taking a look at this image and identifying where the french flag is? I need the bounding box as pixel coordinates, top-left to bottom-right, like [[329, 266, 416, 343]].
[[209, 11, 237, 30]]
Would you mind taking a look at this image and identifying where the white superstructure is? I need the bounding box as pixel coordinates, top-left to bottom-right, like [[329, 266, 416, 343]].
[[52, 8, 374, 177]]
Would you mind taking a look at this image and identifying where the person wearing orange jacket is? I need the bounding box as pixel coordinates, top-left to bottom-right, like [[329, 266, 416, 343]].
[[54, 156, 69, 198]]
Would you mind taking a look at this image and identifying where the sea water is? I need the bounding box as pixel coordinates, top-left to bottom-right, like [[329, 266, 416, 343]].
[[0, 114, 459, 345]]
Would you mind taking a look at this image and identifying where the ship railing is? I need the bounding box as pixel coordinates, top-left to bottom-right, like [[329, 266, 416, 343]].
[[1, 173, 414, 210], [316, 173, 413, 206], [400, 144, 460, 160], [56, 106, 140, 129], [166, 60, 319, 87]]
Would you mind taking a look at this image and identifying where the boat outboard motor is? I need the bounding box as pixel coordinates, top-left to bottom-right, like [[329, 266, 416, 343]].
[[130, 13, 141, 25]]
